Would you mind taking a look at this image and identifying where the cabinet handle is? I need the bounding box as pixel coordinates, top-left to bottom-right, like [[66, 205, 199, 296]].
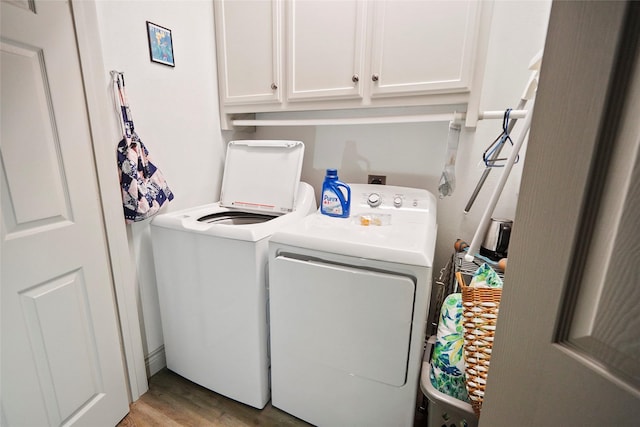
[[371, 73, 379, 82], [271, 83, 278, 90], [352, 74, 359, 83]]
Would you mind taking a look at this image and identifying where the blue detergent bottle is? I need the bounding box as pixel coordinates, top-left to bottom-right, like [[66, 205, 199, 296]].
[[320, 169, 351, 218]]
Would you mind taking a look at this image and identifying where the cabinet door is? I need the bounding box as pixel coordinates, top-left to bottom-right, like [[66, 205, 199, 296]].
[[369, 0, 480, 97], [215, 0, 281, 104], [287, 0, 366, 101]]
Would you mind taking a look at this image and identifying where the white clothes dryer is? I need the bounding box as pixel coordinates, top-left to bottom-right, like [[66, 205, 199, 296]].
[[268, 184, 437, 426], [150, 140, 316, 409]]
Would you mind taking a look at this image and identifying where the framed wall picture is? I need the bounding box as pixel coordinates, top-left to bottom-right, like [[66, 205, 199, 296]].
[[146, 21, 175, 67]]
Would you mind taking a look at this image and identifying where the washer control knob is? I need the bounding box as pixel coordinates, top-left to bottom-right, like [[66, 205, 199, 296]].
[[367, 193, 382, 207], [393, 196, 403, 208]]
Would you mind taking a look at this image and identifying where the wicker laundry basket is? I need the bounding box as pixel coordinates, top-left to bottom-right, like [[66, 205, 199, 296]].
[[461, 284, 502, 417]]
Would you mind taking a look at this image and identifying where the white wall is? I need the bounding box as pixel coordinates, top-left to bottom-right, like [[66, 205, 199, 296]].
[[96, 0, 551, 377], [254, 0, 552, 286], [95, 0, 224, 374]]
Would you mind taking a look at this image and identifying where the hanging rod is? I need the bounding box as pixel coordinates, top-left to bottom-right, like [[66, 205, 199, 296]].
[[477, 109, 528, 121], [230, 110, 528, 127]]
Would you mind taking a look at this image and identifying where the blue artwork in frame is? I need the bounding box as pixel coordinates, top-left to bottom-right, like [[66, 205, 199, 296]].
[[146, 21, 175, 67]]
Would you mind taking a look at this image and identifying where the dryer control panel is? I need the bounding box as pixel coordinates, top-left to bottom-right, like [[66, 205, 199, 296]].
[[349, 184, 435, 212]]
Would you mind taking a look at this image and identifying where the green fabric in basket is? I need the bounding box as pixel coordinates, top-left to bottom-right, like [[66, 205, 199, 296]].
[[469, 263, 503, 288], [429, 293, 470, 402]]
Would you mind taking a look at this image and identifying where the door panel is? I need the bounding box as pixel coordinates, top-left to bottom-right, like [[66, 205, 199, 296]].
[[287, 0, 365, 100], [215, 0, 281, 104], [20, 270, 103, 423], [1, 40, 72, 234], [369, 0, 478, 96], [1, 1, 129, 425], [480, 2, 640, 425], [271, 255, 415, 386]]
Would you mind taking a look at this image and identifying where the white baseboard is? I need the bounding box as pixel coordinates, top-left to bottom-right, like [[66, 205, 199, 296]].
[[145, 345, 166, 378]]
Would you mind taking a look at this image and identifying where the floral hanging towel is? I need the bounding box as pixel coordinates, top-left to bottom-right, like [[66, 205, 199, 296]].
[[112, 71, 174, 223], [116, 131, 174, 223]]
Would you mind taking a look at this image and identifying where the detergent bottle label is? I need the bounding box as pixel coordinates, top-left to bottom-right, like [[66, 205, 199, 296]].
[[322, 188, 344, 216]]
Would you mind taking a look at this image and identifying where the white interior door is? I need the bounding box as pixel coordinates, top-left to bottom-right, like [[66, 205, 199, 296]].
[[1, 1, 129, 425], [480, 2, 640, 425]]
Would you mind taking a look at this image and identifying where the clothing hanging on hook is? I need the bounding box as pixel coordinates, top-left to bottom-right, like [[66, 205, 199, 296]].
[[112, 70, 174, 223]]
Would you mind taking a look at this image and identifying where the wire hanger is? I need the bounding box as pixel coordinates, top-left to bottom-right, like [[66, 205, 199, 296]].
[[482, 109, 520, 168]]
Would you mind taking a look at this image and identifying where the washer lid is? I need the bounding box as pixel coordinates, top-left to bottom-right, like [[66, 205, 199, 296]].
[[220, 140, 304, 214]]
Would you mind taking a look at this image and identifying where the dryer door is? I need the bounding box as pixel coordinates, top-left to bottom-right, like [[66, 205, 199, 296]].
[[270, 254, 415, 387]]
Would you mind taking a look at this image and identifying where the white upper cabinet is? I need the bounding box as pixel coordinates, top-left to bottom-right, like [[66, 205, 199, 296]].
[[214, 0, 490, 126], [287, 0, 366, 101], [214, 0, 281, 104], [368, 0, 479, 97]]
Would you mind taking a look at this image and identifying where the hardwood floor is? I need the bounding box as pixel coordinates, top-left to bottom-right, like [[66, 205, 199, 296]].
[[118, 368, 428, 427], [117, 369, 310, 427]]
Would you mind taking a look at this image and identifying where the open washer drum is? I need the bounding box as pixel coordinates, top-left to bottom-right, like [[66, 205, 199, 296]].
[[152, 140, 313, 240]]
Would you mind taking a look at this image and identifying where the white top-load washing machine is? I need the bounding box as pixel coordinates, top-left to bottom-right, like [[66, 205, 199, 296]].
[[268, 183, 437, 426], [150, 140, 316, 409]]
